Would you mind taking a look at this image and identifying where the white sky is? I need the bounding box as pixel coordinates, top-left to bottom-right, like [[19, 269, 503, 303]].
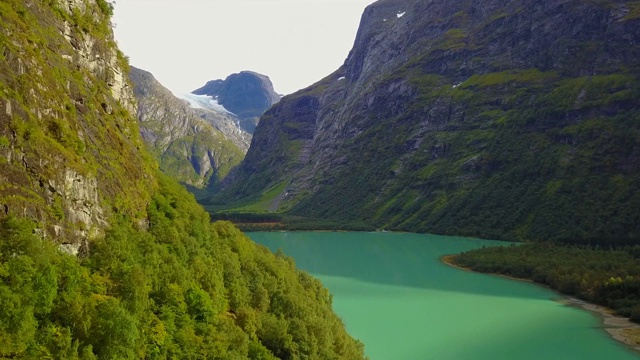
[[112, 0, 375, 95]]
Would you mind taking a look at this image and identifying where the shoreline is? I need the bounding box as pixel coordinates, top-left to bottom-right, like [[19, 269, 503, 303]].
[[441, 255, 640, 353], [561, 297, 640, 352]]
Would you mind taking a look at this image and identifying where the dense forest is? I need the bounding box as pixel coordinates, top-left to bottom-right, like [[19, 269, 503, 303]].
[[452, 243, 640, 322], [0, 175, 365, 359], [209, 212, 375, 232]]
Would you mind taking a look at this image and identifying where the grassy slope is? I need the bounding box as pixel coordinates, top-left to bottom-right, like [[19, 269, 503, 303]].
[[360, 71, 640, 244], [155, 126, 244, 188]]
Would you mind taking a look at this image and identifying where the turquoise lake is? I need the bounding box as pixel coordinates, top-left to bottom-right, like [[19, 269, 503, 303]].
[[248, 231, 639, 360]]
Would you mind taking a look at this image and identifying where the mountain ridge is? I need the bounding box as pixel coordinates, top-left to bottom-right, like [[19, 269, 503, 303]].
[[130, 66, 245, 190], [213, 0, 640, 245]]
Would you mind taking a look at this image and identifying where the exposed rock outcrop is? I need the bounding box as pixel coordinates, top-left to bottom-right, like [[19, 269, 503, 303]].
[[0, 0, 154, 247]]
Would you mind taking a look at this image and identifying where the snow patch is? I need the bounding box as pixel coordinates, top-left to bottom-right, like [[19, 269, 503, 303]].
[[178, 93, 235, 115], [397, 11, 406, 18], [452, 80, 466, 89]]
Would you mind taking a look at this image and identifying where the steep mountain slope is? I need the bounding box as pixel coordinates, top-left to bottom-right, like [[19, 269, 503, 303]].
[[130, 67, 245, 189], [216, 0, 640, 245], [193, 71, 281, 132], [0, 0, 155, 250], [0, 1, 366, 358]]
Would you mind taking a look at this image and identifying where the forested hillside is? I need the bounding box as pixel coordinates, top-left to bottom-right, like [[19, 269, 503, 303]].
[[0, 0, 365, 358], [0, 176, 364, 358]]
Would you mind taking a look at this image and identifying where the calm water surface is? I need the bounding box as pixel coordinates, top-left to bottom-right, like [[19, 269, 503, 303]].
[[248, 231, 639, 360]]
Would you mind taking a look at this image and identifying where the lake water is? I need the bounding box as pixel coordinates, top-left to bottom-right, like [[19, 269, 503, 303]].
[[248, 231, 639, 360]]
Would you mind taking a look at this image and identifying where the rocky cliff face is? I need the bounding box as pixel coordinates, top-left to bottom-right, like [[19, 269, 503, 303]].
[[130, 67, 245, 190], [0, 0, 155, 251], [193, 71, 281, 132], [217, 0, 640, 245]]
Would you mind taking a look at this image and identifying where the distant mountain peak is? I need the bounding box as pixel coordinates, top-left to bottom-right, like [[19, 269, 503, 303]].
[[192, 79, 224, 96], [192, 71, 281, 119]]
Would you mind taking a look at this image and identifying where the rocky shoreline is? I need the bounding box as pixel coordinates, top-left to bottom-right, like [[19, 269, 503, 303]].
[[560, 298, 640, 352]]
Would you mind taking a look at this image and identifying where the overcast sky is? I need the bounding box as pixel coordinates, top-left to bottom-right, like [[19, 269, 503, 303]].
[[112, 0, 375, 95]]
